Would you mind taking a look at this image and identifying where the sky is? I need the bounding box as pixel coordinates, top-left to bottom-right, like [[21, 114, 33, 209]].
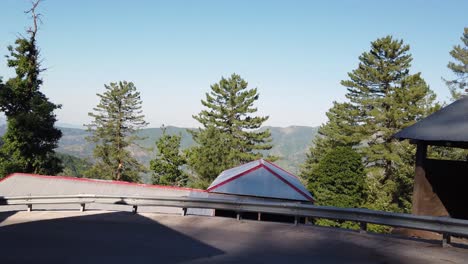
[[0, 0, 466, 128]]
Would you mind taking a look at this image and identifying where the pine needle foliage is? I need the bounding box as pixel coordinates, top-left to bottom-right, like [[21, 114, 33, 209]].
[[150, 126, 188, 186], [0, 1, 62, 177], [302, 36, 438, 216], [444, 27, 468, 100], [188, 74, 273, 186], [85, 81, 148, 182]]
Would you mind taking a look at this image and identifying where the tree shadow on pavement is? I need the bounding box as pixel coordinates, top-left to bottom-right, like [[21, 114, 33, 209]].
[[0, 212, 224, 264]]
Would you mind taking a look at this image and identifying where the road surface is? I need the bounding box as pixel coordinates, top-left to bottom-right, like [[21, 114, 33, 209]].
[[0, 211, 467, 263]]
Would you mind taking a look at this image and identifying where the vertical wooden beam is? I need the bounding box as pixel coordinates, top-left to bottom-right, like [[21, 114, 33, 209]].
[[412, 142, 448, 217], [413, 142, 428, 215]]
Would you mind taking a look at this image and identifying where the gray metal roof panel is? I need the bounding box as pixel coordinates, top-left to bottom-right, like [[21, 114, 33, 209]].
[[394, 96, 468, 143], [207, 159, 314, 202]]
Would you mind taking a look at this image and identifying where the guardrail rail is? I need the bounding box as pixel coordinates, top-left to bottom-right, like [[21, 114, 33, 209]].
[[1, 194, 467, 247]]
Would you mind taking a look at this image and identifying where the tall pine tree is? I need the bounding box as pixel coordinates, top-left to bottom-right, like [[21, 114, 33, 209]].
[[150, 126, 188, 186], [0, 0, 62, 177], [444, 27, 468, 100], [85, 81, 148, 182], [302, 36, 437, 214], [188, 74, 273, 186]]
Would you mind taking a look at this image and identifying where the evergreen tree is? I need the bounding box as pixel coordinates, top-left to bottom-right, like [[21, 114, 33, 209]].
[[301, 102, 360, 177], [186, 126, 237, 188], [302, 36, 437, 214], [0, 1, 63, 178], [307, 147, 365, 228], [444, 27, 468, 100], [150, 126, 188, 186], [85, 81, 148, 182], [188, 74, 273, 185]]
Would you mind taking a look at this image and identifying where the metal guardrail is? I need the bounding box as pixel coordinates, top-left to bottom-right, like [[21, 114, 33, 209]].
[[1, 194, 467, 246]]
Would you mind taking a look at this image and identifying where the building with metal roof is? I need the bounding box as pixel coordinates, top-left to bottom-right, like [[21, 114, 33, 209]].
[[394, 96, 468, 221], [207, 159, 314, 203], [394, 96, 468, 148], [0, 173, 204, 214]]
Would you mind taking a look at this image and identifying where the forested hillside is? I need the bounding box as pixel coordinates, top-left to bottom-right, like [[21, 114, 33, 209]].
[[0, 125, 318, 181]]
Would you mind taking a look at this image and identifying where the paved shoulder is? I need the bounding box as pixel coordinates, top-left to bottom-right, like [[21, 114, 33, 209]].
[[0, 211, 467, 264]]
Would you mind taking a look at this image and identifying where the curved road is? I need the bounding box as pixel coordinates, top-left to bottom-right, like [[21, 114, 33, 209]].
[[0, 211, 467, 263]]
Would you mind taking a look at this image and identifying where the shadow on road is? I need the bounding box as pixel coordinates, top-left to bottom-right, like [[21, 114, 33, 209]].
[[0, 211, 16, 224], [0, 212, 224, 264]]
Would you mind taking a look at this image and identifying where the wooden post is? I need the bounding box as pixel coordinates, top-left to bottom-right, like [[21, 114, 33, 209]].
[[80, 203, 85, 212], [413, 143, 448, 217], [132, 205, 138, 214], [236, 212, 241, 221], [181, 208, 187, 216], [27, 204, 32, 212], [294, 216, 299, 226]]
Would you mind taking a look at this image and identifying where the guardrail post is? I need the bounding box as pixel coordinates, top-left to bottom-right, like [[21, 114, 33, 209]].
[[294, 216, 299, 226], [442, 233, 451, 247], [132, 205, 138, 214], [257, 212, 261, 221], [181, 208, 187, 216], [80, 203, 85, 212], [236, 212, 242, 221], [27, 204, 32, 212], [359, 222, 367, 233]]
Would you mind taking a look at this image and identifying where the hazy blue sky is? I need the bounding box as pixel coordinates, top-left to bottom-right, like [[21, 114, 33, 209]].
[[0, 0, 466, 128]]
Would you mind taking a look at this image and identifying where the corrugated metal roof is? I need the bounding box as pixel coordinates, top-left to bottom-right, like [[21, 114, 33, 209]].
[[394, 96, 468, 146], [207, 159, 314, 202]]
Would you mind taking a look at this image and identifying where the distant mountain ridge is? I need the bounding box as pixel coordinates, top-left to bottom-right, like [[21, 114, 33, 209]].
[[0, 125, 318, 181]]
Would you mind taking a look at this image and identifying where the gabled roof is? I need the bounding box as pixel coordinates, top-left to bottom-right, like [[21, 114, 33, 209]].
[[207, 159, 314, 202], [394, 96, 468, 147]]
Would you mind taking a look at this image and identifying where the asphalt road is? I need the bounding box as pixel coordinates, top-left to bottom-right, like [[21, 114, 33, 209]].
[[0, 211, 467, 264]]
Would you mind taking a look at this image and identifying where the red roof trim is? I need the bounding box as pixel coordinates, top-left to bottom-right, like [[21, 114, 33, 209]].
[[261, 165, 315, 202], [206, 164, 263, 192], [263, 160, 300, 179], [0, 173, 206, 192]]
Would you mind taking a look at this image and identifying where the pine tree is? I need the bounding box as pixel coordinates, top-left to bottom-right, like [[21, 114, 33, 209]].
[[301, 101, 360, 178], [85, 81, 148, 182], [444, 27, 468, 100], [307, 147, 365, 228], [0, 0, 63, 178], [302, 36, 437, 214], [186, 126, 238, 187], [343, 36, 436, 212], [150, 126, 188, 186], [188, 74, 273, 185]]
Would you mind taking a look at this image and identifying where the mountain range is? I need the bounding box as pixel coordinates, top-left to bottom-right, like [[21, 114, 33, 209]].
[[0, 125, 319, 182]]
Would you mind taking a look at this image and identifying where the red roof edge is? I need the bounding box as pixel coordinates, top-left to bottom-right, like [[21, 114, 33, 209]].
[[0, 173, 206, 192], [206, 164, 263, 192], [263, 159, 300, 179], [262, 165, 315, 202]]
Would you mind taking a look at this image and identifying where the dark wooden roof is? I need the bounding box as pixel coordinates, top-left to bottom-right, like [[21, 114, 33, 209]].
[[394, 96, 468, 148]]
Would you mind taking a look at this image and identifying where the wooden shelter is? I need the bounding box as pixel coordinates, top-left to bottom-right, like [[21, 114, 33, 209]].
[[394, 96, 468, 220]]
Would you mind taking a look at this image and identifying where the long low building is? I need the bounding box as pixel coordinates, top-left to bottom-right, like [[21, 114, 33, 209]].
[[0, 160, 314, 223]]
